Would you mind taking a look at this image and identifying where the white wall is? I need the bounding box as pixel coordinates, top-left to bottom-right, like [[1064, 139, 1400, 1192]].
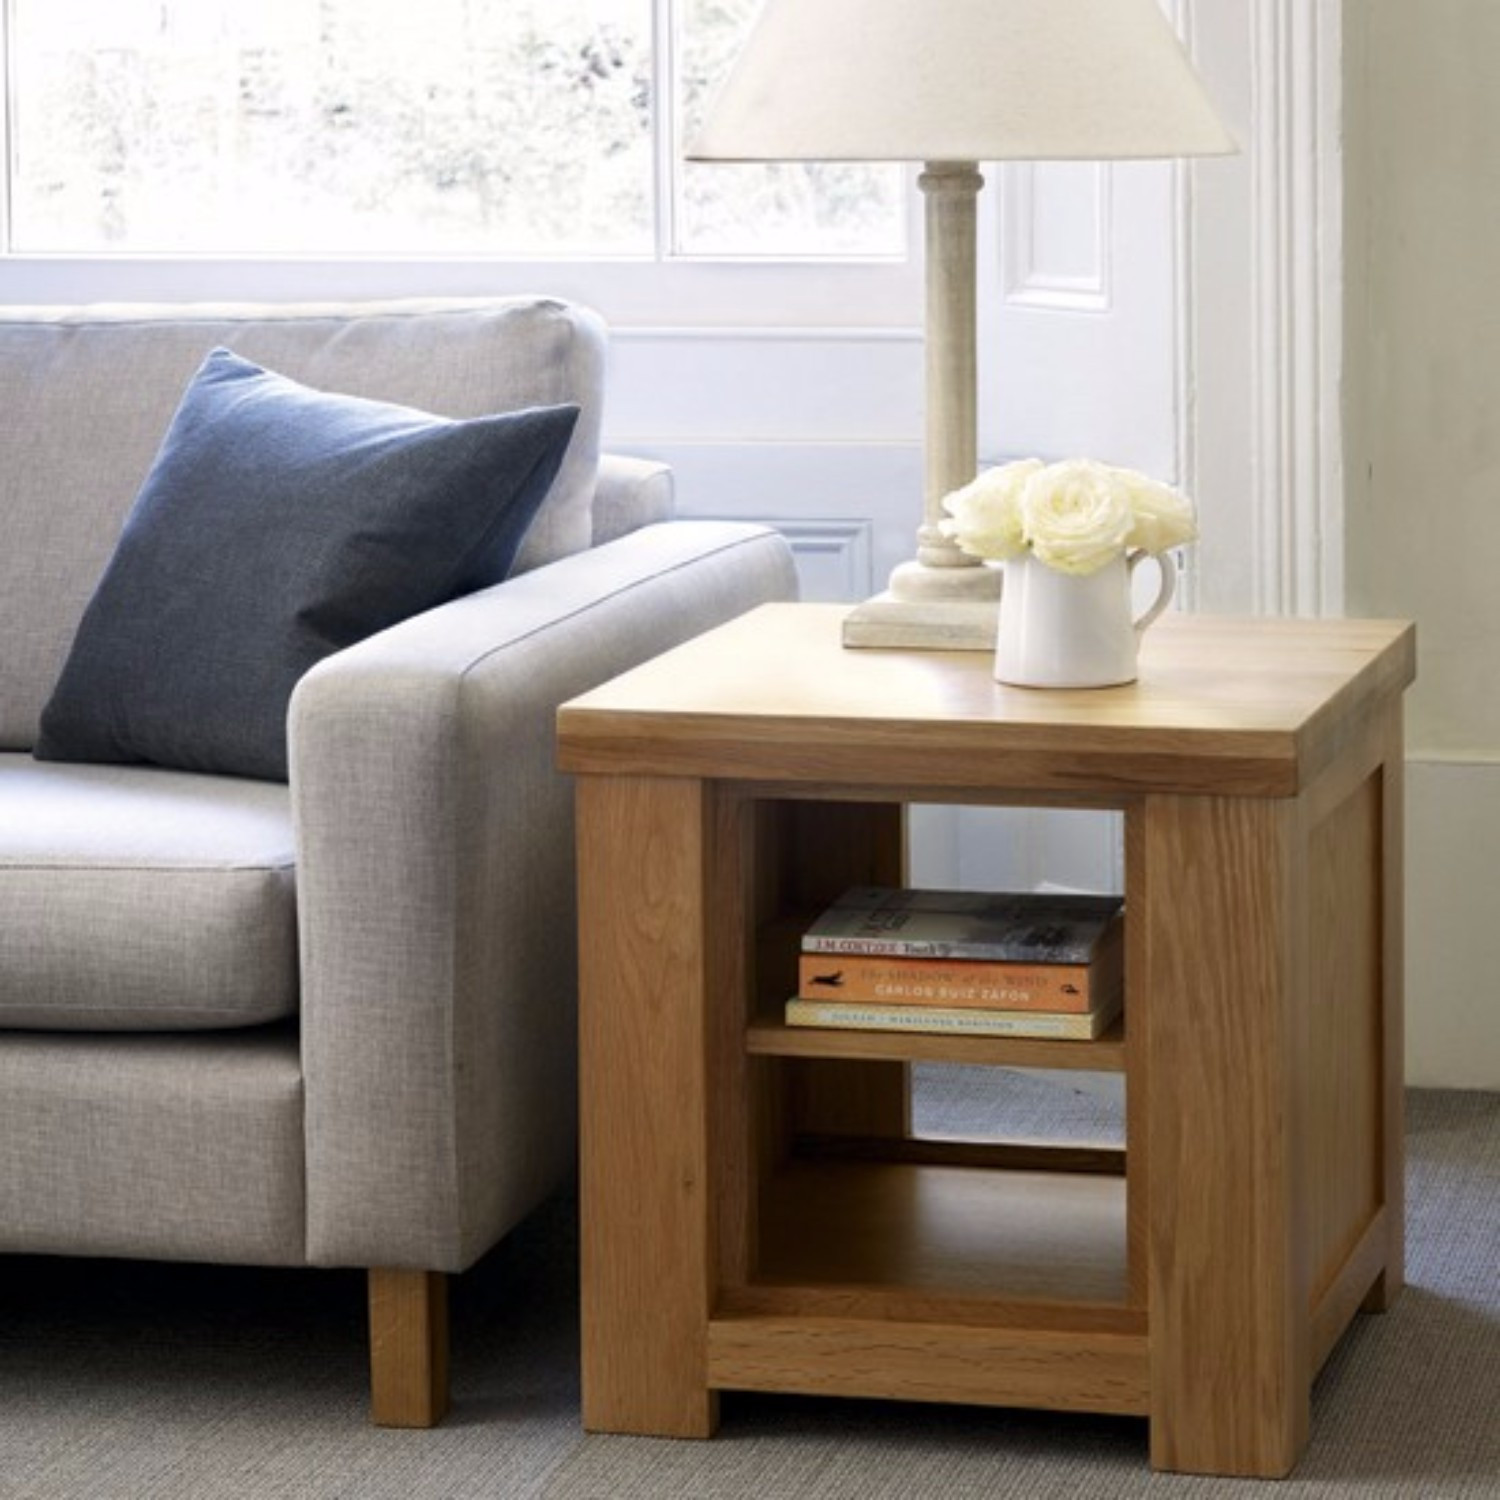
[[1344, 0, 1500, 1088]]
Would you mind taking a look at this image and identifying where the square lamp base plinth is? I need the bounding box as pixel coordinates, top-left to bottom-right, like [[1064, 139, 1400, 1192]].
[[841, 593, 998, 651]]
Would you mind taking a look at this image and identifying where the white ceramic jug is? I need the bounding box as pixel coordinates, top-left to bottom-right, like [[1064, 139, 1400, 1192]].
[[994, 550, 1175, 688]]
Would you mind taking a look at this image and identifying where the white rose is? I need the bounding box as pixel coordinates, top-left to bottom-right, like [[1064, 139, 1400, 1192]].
[[1116, 467, 1199, 553], [939, 459, 1042, 561], [1021, 459, 1134, 576]]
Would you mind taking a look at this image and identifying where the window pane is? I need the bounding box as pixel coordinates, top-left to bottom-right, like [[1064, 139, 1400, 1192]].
[[9, 0, 654, 255], [675, 0, 905, 258]]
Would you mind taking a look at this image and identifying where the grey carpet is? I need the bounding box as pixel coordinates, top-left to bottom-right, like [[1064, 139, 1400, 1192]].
[[2, 1077, 1496, 1499]]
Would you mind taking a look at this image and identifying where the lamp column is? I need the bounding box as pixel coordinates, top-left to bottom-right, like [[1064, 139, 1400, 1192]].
[[844, 161, 1002, 648], [884, 161, 1000, 601]]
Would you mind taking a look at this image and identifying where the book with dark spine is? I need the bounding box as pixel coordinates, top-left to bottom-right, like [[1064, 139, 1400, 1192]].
[[802, 887, 1124, 963]]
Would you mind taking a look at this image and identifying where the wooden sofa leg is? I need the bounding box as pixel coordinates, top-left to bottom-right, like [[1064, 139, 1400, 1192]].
[[368, 1268, 450, 1428]]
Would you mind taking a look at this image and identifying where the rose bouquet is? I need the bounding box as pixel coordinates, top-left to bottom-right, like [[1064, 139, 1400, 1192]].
[[940, 457, 1197, 576]]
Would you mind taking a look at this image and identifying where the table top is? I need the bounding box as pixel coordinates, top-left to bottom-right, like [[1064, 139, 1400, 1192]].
[[557, 605, 1415, 798]]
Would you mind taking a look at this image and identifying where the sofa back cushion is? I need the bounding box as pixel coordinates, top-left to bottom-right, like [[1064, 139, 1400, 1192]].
[[0, 296, 605, 750]]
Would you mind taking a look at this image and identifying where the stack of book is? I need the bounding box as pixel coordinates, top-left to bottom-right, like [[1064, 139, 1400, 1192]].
[[786, 886, 1125, 1040]]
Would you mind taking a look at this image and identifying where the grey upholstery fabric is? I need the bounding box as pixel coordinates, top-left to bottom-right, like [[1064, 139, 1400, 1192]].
[[0, 292, 798, 1289], [292, 521, 798, 1269], [0, 756, 297, 1029], [0, 297, 605, 749], [0, 1027, 305, 1263], [592, 455, 674, 545]]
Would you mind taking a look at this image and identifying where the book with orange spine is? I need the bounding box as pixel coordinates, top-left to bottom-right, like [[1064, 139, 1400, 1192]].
[[796, 943, 1117, 1014]]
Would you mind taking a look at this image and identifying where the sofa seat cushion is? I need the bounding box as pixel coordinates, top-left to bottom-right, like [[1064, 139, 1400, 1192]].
[[0, 756, 297, 1030]]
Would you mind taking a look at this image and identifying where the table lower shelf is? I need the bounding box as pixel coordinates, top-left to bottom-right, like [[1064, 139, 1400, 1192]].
[[707, 1152, 1145, 1416], [754, 1155, 1130, 1306]]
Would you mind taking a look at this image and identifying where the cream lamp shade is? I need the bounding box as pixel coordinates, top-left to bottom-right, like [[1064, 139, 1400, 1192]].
[[691, 0, 1234, 163], [690, 0, 1235, 649]]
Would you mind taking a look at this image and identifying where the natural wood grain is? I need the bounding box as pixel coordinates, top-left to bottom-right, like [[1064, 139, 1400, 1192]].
[[756, 1160, 1129, 1305], [1306, 771, 1383, 1301], [707, 1315, 1150, 1416], [558, 606, 1415, 798], [755, 798, 910, 1152], [739, 780, 1132, 813], [368, 1269, 449, 1429], [576, 775, 718, 1437], [719, 1283, 1145, 1336], [792, 1134, 1126, 1176], [769, 796, 905, 913], [557, 604, 1413, 1479], [709, 788, 760, 1296], [1124, 802, 1150, 1312], [1310, 1210, 1389, 1377], [786, 1059, 911, 1139], [1142, 793, 1309, 1478]]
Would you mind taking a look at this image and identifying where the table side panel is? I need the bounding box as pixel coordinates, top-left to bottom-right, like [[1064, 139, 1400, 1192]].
[[1304, 758, 1384, 1305], [1311, 1211, 1390, 1376]]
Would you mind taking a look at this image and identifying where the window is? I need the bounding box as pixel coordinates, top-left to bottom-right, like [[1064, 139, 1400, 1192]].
[[3, 0, 905, 271]]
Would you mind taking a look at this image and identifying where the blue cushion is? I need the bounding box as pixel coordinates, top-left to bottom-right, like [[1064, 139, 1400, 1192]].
[[34, 349, 579, 781]]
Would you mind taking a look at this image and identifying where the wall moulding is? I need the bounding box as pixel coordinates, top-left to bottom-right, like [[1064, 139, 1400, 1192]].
[[1000, 161, 1113, 314], [1181, 0, 1345, 619], [1248, 0, 1345, 618]]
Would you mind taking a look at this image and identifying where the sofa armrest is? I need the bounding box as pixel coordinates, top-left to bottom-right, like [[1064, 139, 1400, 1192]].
[[289, 521, 796, 1270], [592, 453, 674, 546]]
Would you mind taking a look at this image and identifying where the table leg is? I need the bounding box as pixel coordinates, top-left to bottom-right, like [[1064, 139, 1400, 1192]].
[[576, 774, 719, 1437], [1138, 793, 1310, 1477]]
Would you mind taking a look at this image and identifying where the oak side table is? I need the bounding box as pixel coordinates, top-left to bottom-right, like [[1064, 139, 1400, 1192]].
[[556, 603, 1415, 1478]]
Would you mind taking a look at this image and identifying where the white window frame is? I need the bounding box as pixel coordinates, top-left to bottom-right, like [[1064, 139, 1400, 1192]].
[[0, 0, 921, 329]]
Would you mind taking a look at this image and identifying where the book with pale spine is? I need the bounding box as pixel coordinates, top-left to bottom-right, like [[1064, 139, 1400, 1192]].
[[784, 994, 1121, 1040], [802, 887, 1124, 962]]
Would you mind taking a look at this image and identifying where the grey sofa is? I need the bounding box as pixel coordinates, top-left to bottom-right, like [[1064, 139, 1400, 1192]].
[[0, 296, 796, 1424]]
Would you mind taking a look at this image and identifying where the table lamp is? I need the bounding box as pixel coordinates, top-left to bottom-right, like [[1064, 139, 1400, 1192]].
[[689, 0, 1235, 648]]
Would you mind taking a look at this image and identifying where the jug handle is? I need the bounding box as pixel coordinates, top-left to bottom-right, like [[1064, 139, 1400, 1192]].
[[1127, 549, 1176, 638]]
